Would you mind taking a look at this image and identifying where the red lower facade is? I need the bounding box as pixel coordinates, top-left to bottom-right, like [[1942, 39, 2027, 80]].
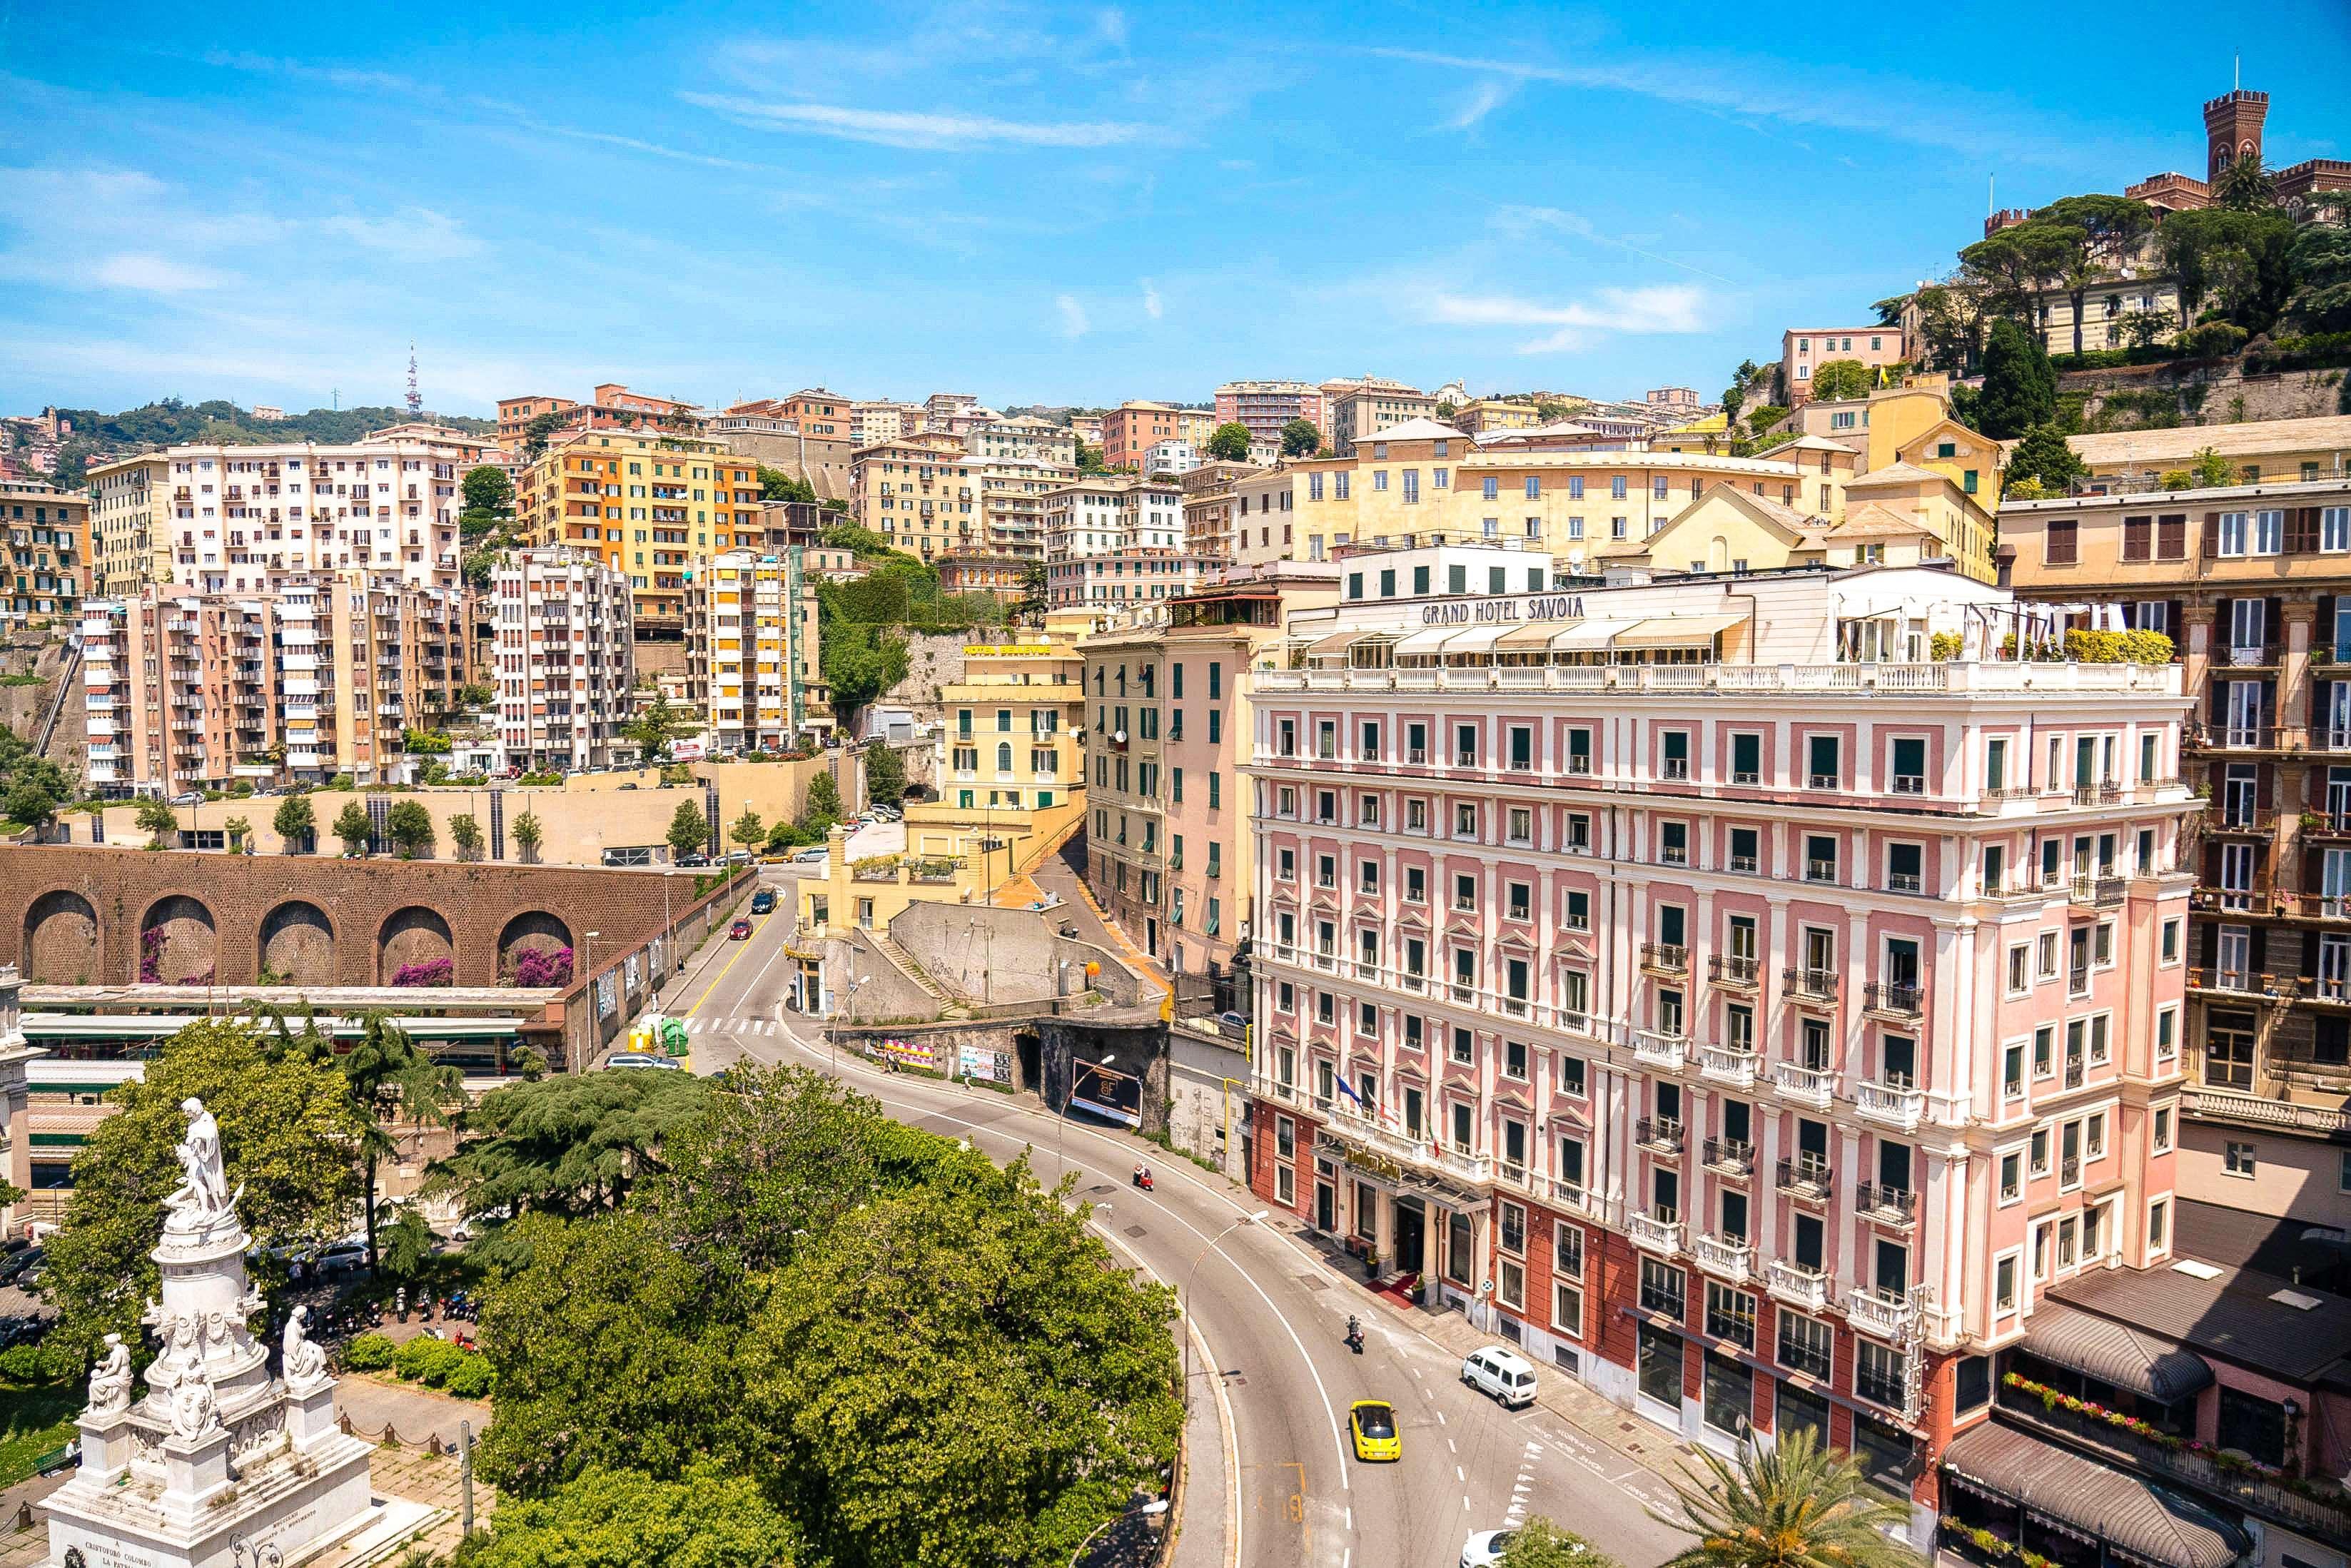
[[1249, 1093, 1962, 1521]]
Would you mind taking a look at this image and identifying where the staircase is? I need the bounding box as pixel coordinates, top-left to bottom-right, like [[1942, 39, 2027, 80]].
[[31, 642, 79, 757], [871, 931, 973, 1020]]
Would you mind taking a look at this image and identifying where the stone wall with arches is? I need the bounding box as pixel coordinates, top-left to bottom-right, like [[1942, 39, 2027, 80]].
[[0, 847, 737, 993]]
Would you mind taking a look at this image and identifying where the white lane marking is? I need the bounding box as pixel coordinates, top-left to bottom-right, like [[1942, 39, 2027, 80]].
[[1435, 1411, 1447, 1427], [1344, 1507, 1352, 1530], [1081, 1213, 1245, 1568], [1455, 1466, 1465, 1482], [1447, 1438, 1457, 1453], [1461, 1497, 1470, 1512], [772, 1022, 1359, 1493]]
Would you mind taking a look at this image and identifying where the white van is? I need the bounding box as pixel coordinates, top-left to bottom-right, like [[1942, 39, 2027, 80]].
[[1460, 1345, 1537, 1408]]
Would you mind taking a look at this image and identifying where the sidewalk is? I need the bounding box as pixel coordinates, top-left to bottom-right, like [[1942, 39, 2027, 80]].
[[1035, 832, 1171, 996]]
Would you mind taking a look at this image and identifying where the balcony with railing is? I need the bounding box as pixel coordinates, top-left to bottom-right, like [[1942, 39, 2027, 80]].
[[1765, 1258, 1831, 1312], [1698, 1043, 1758, 1088], [1762, 1155, 1833, 1212], [1634, 1029, 1690, 1070], [1627, 1210, 1682, 1255], [1846, 1284, 1921, 1338], [1636, 1116, 1684, 1155], [1709, 953, 1759, 988], [2188, 720, 2284, 752], [1854, 1181, 1918, 1228], [1692, 1233, 1754, 1283], [1783, 966, 1839, 1005], [1702, 1137, 1755, 1177], [1862, 980, 1923, 1018], [1641, 941, 1688, 975], [1855, 1078, 1927, 1131], [2188, 966, 2297, 1001], [1771, 1061, 1835, 1108]]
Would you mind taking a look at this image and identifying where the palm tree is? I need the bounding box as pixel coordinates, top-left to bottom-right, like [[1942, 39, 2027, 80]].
[[1650, 1429, 1920, 1568], [343, 1013, 467, 1274]]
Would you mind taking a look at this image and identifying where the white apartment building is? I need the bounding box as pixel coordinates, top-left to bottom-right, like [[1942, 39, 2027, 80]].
[[84, 437, 467, 600], [1044, 477, 1184, 562], [687, 548, 831, 752], [969, 415, 1078, 467], [490, 549, 635, 772], [1145, 440, 1199, 475]]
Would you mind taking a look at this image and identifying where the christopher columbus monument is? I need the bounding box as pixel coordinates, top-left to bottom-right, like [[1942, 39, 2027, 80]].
[[41, 1098, 423, 1568]]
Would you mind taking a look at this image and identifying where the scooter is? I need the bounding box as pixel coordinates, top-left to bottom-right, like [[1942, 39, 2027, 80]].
[[1132, 1166, 1154, 1193], [1345, 1315, 1365, 1355]]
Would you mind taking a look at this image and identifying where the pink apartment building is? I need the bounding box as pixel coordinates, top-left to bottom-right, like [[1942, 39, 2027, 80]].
[[1243, 562, 2208, 1547]]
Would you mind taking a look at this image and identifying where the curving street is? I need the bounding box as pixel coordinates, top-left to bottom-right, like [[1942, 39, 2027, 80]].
[[647, 881, 1691, 1568]]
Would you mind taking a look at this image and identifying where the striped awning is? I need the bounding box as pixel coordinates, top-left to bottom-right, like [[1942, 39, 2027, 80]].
[[1612, 612, 1746, 650], [2026, 1303, 2213, 1404], [1943, 1422, 2245, 1568]]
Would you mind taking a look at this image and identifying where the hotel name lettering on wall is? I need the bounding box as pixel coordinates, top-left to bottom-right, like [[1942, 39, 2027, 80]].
[[1420, 594, 1584, 627]]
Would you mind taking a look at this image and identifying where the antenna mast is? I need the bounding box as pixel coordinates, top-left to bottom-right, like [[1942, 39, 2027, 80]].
[[406, 343, 423, 419]]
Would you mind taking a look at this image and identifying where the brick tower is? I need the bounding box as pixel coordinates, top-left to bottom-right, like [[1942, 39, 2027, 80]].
[[2205, 88, 2268, 182]]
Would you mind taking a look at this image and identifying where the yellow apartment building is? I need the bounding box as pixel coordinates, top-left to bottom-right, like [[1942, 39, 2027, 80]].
[[1223, 416, 1864, 570], [512, 428, 757, 627], [686, 547, 832, 750], [848, 435, 976, 559], [934, 637, 1085, 813]]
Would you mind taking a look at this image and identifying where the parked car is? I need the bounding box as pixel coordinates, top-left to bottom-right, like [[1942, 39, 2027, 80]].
[[749, 889, 777, 914], [316, 1240, 368, 1273], [729, 919, 754, 940], [606, 1051, 683, 1071], [1461, 1345, 1538, 1408], [169, 792, 201, 807], [1460, 1529, 1518, 1567], [794, 848, 828, 865]]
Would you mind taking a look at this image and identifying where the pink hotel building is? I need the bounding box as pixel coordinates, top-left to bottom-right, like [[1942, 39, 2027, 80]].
[[1242, 562, 2203, 1542]]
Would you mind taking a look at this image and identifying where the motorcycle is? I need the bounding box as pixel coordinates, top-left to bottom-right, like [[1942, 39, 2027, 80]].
[[1131, 1166, 1154, 1192], [1344, 1315, 1365, 1355]]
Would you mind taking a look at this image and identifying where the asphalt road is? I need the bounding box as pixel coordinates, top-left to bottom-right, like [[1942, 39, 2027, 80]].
[[649, 877, 1689, 1568]]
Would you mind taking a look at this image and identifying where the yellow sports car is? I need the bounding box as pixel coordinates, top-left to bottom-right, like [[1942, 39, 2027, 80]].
[[1350, 1400, 1401, 1462]]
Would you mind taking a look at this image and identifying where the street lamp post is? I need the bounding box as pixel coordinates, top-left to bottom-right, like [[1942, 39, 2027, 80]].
[[1180, 1210, 1267, 1405], [1065, 1499, 1168, 1568], [1056, 1051, 1116, 1183], [829, 975, 869, 1076], [582, 929, 601, 1054], [657, 871, 676, 1001]]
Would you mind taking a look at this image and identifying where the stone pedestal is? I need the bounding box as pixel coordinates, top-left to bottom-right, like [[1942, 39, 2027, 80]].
[[41, 1098, 390, 1568], [158, 1425, 235, 1524], [74, 1410, 134, 1489]]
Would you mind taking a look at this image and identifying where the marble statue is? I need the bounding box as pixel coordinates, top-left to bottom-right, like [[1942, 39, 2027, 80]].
[[280, 1307, 324, 1384], [86, 1335, 131, 1416], [168, 1362, 218, 1442], [166, 1098, 232, 1223]]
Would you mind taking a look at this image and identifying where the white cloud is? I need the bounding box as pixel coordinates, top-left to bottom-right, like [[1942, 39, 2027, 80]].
[[1429, 284, 1710, 353], [1141, 279, 1163, 320], [1491, 204, 1739, 284], [1056, 293, 1091, 338], [92, 253, 224, 293], [319, 207, 482, 262], [682, 93, 1146, 151], [1444, 78, 1518, 131], [1097, 7, 1129, 48]]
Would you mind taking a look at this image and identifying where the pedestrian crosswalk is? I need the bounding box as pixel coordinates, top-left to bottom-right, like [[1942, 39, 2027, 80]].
[[675, 1014, 787, 1037]]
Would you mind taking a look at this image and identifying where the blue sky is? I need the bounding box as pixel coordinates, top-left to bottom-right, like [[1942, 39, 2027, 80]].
[[3, 0, 2347, 418]]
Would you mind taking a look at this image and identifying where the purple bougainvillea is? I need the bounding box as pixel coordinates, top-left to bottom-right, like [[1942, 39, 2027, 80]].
[[393, 957, 455, 988], [512, 946, 574, 988]]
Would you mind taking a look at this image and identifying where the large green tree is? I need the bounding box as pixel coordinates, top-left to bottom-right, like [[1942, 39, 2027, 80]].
[[757, 465, 817, 505], [460, 1465, 798, 1568], [462, 465, 514, 516], [667, 799, 709, 861], [862, 743, 905, 808], [271, 793, 315, 851], [1806, 360, 1873, 401], [799, 770, 844, 832], [1204, 421, 1252, 462], [819, 624, 909, 714], [626, 693, 686, 762], [2161, 206, 2299, 334], [470, 1066, 1180, 1568], [729, 808, 766, 853], [333, 799, 372, 856], [1976, 318, 2058, 438], [432, 1070, 712, 1227], [333, 1013, 464, 1273], [1502, 1517, 1621, 1568], [135, 796, 178, 848], [2285, 201, 2351, 334], [385, 799, 435, 859], [1651, 1429, 1918, 1568], [1278, 418, 1321, 457], [2005, 423, 2087, 495], [41, 1020, 365, 1356]]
